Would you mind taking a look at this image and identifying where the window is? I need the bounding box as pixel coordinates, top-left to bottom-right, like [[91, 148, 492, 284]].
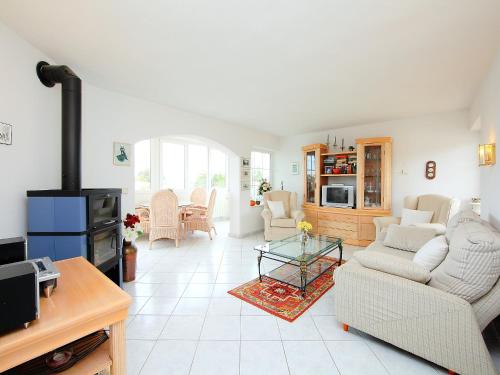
[[251, 151, 271, 199], [161, 142, 185, 189], [209, 149, 227, 189], [134, 140, 151, 192], [188, 144, 208, 189]]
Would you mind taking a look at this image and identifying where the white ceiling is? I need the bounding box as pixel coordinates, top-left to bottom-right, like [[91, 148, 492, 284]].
[[1, 0, 500, 136]]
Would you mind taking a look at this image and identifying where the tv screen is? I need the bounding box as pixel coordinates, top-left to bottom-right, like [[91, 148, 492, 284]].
[[327, 187, 348, 204]]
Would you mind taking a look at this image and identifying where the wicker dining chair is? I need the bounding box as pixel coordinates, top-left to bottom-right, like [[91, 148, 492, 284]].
[[184, 189, 217, 240], [190, 187, 207, 209], [149, 190, 182, 248]]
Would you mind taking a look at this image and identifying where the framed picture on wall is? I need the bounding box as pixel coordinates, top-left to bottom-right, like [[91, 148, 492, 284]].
[[290, 162, 299, 175], [241, 157, 250, 167], [113, 142, 132, 166], [0, 122, 12, 145]]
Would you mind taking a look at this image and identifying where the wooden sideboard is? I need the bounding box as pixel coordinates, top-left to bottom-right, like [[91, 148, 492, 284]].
[[302, 137, 392, 246], [0, 257, 131, 374]]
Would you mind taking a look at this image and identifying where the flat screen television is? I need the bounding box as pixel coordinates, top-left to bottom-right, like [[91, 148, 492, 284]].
[[321, 184, 355, 208]]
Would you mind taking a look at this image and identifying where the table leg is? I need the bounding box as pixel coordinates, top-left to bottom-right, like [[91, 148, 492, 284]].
[[338, 243, 343, 266], [257, 252, 263, 282], [300, 261, 307, 298], [110, 320, 126, 375]]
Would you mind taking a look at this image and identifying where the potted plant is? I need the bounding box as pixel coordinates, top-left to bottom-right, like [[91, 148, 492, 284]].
[[122, 213, 143, 282], [297, 220, 313, 247], [257, 179, 272, 205]]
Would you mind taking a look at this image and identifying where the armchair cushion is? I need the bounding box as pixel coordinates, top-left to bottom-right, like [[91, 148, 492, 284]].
[[383, 224, 437, 252], [271, 218, 296, 228], [400, 208, 434, 226], [267, 200, 287, 219], [354, 251, 431, 283]]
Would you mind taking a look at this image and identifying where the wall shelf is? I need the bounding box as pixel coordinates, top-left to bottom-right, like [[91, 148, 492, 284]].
[[321, 151, 357, 156], [321, 174, 357, 177]]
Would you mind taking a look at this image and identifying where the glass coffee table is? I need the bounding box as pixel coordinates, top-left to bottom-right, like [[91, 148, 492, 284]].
[[254, 234, 343, 297]]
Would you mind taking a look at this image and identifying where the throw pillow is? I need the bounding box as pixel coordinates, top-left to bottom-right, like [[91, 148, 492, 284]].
[[354, 251, 431, 283], [413, 235, 449, 271], [267, 200, 287, 219], [400, 208, 434, 226], [429, 220, 500, 303], [383, 224, 437, 252]]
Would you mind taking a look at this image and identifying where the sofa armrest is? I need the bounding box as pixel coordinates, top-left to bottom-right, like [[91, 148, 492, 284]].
[[261, 209, 272, 229], [373, 216, 401, 240], [291, 209, 305, 223], [334, 264, 496, 375]]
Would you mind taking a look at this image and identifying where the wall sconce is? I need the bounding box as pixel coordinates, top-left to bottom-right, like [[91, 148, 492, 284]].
[[478, 143, 496, 166]]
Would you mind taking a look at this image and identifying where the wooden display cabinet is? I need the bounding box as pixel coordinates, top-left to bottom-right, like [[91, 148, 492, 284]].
[[301, 137, 392, 246]]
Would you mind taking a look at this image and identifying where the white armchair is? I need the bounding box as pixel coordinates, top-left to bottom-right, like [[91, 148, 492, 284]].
[[261, 191, 304, 241], [374, 194, 460, 240]]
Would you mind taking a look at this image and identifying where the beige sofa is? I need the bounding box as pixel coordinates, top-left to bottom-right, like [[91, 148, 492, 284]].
[[374, 194, 460, 240], [335, 213, 500, 375], [261, 191, 304, 241]]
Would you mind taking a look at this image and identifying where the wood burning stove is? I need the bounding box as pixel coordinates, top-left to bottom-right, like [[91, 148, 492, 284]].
[[27, 63, 123, 286]]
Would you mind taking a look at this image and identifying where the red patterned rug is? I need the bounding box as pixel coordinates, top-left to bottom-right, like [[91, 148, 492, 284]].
[[228, 257, 343, 322]]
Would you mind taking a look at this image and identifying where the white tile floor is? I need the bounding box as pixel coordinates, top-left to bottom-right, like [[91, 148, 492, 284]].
[[124, 221, 500, 375]]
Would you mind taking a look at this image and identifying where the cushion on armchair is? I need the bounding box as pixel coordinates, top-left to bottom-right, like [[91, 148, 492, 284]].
[[400, 208, 434, 226], [267, 200, 287, 219], [429, 220, 500, 303], [354, 251, 431, 283], [383, 224, 437, 252]]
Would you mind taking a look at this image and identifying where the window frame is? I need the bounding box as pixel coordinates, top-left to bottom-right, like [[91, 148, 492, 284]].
[[250, 150, 272, 200]]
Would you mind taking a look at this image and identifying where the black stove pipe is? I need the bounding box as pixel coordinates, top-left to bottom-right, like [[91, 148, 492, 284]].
[[36, 61, 82, 191]]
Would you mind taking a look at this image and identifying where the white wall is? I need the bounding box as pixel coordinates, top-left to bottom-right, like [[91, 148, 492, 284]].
[[470, 49, 500, 229], [274, 111, 480, 216], [82, 84, 279, 237], [0, 22, 279, 238], [0, 23, 60, 238]]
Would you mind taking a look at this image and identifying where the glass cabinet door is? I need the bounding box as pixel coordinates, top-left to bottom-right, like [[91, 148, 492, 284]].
[[363, 145, 382, 208], [305, 151, 316, 203]]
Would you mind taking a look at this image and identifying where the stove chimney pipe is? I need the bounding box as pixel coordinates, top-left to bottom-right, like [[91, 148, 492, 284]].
[[36, 61, 82, 191]]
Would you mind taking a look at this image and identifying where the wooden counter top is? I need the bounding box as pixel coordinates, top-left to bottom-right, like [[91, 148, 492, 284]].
[[0, 257, 131, 373]]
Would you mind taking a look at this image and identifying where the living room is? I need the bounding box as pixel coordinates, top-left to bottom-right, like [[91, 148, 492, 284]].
[[0, 1, 499, 375]]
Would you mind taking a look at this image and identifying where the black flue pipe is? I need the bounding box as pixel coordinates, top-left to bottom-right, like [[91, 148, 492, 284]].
[[36, 61, 82, 191]]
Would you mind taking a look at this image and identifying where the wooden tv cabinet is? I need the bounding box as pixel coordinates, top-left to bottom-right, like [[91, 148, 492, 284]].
[[302, 137, 392, 246], [302, 206, 391, 246]]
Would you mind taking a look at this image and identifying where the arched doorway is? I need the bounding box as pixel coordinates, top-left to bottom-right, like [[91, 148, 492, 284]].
[[133, 135, 238, 233]]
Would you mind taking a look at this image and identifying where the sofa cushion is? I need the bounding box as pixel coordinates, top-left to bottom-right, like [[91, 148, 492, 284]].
[[429, 220, 500, 303], [383, 224, 437, 252], [267, 200, 287, 219], [412, 235, 448, 271], [354, 251, 431, 283], [270, 218, 296, 228], [445, 210, 482, 242], [400, 208, 434, 226]]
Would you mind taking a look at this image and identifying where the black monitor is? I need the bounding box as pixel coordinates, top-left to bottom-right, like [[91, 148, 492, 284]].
[[0, 237, 26, 265]]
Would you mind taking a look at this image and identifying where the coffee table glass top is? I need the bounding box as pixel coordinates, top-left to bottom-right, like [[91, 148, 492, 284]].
[[254, 233, 342, 262]]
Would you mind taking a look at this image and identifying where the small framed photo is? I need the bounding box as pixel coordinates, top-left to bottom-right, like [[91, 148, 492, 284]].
[[241, 157, 250, 167], [0, 122, 12, 145], [113, 142, 132, 166], [290, 162, 299, 175], [325, 166, 333, 174]]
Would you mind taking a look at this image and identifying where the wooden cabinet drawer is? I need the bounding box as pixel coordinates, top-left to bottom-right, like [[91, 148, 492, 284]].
[[317, 212, 358, 224], [318, 226, 359, 240], [317, 219, 357, 232]]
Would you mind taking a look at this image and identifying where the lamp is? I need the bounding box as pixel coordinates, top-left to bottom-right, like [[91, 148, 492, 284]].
[[478, 143, 496, 166]]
